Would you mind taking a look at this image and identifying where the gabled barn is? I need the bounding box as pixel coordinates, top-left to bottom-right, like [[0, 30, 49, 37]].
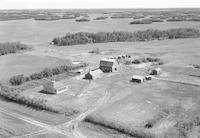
[[99, 58, 119, 72]]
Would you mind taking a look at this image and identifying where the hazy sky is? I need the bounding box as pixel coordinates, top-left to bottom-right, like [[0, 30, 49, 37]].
[[0, 0, 199, 9]]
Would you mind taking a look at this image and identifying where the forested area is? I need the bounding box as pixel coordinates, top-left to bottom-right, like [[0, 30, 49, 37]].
[[52, 28, 200, 46]]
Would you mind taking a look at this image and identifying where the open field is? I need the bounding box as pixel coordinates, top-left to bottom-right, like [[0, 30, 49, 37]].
[[0, 53, 70, 80], [0, 111, 41, 138]]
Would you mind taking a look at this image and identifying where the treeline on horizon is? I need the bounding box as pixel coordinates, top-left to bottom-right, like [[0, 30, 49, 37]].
[[0, 42, 29, 56], [52, 28, 200, 46]]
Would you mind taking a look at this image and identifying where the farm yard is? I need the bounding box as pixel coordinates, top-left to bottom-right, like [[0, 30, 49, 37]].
[[0, 8, 200, 138]]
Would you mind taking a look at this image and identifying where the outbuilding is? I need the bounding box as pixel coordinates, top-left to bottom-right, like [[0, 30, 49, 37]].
[[43, 80, 68, 94], [131, 75, 146, 83], [84, 72, 93, 80], [84, 69, 103, 80], [99, 58, 119, 72], [149, 67, 162, 75]]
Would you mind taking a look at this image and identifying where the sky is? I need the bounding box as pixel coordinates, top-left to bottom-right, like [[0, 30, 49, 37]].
[[0, 0, 199, 9]]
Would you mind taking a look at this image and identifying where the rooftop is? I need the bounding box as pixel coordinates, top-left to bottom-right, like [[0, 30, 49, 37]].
[[100, 58, 116, 62], [53, 81, 67, 89], [132, 75, 145, 80]]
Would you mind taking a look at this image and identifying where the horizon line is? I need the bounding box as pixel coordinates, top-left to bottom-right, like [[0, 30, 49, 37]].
[[0, 7, 200, 10]]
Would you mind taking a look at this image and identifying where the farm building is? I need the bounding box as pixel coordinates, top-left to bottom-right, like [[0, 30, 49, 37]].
[[43, 80, 68, 94], [99, 58, 119, 72], [131, 75, 146, 83], [84, 69, 103, 80], [149, 67, 162, 75], [84, 72, 93, 80]]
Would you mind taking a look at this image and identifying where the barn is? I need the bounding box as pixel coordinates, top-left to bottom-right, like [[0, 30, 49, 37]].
[[99, 58, 119, 72], [43, 80, 68, 94]]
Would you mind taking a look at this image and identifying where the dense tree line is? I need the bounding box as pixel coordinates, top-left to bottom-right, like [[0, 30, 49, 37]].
[[75, 18, 90, 22], [93, 16, 108, 20], [124, 57, 164, 65], [0, 42, 29, 56], [34, 14, 61, 21], [130, 20, 152, 24], [9, 63, 87, 86], [52, 28, 200, 46]]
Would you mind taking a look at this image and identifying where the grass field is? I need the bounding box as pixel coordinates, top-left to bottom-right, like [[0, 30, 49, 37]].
[[0, 53, 70, 80]]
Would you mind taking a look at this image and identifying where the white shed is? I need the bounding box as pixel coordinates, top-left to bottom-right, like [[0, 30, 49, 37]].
[[43, 80, 68, 94], [131, 75, 146, 83]]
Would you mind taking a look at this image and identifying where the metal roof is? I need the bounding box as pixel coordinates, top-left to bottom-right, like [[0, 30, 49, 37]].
[[53, 81, 67, 89], [132, 75, 145, 80], [100, 58, 116, 62]]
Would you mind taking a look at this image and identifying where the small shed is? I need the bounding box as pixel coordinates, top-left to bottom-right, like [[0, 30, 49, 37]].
[[99, 58, 119, 72], [84, 72, 93, 80], [43, 80, 68, 94], [149, 67, 162, 75], [131, 75, 146, 83], [84, 69, 103, 80]]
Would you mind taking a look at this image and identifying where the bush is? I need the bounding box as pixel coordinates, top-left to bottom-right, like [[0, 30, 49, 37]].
[[75, 18, 90, 22], [166, 17, 187, 22], [52, 28, 200, 46], [0, 42, 29, 56], [9, 75, 27, 86], [123, 57, 164, 65], [124, 59, 132, 65], [132, 59, 142, 64], [34, 14, 60, 21], [130, 19, 152, 24], [93, 16, 108, 20], [111, 14, 133, 19], [88, 48, 101, 54]]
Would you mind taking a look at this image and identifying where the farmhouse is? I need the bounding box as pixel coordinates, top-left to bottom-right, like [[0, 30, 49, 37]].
[[43, 80, 68, 94], [99, 58, 119, 72], [132, 75, 146, 83]]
